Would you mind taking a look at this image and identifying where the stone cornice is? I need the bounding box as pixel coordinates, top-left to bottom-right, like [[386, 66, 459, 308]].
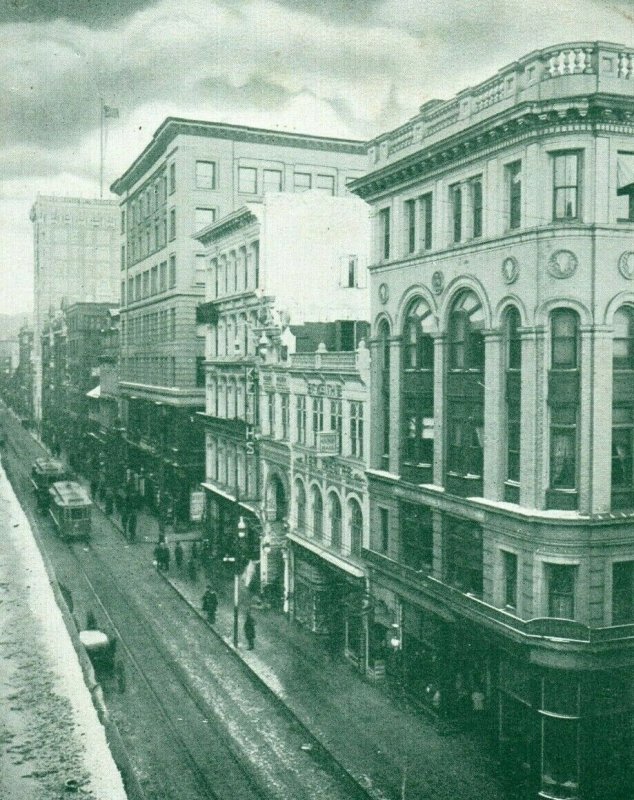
[[351, 97, 634, 201], [195, 207, 259, 245]]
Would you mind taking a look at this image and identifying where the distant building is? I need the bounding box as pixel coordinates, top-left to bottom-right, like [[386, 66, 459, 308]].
[[352, 41, 634, 799], [111, 117, 367, 524], [195, 191, 370, 636], [30, 196, 119, 423]]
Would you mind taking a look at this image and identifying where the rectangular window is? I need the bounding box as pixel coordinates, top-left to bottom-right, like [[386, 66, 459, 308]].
[[617, 152, 634, 222], [150, 265, 158, 295], [121, 209, 126, 234], [379, 207, 390, 260], [128, 277, 134, 303], [120, 281, 125, 306], [553, 151, 580, 220], [451, 184, 462, 243], [142, 270, 150, 298], [507, 161, 522, 229], [471, 177, 483, 238], [195, 160, 216, 189], [169, 255, 176, 288], [379, 507, 389, 554], [405, 199, 417, 254], [169, 162, 175, 194], [294, 172, 312, 192], [159, 261, 167, 292], [547, 564, 576, 619], [503, 551, 518, 609], [346, 256, 358, 288], [349, 400, 364, 458], [281, 394, 289, 440], [399, 502, 432, 572], [550, 406, 577, 489], [330, 399, 342, 453], [612, 561, 634, 624], [169, 208, 176, 240], [238, 166, 257, 194], [263, 169, 282, 193], [194, 207, 216, 232], [316, 174, 335, 195], [267, 393, 276, 436], [169, 308, 176, 340], [296, 395, 306, 444], [420, 192, 433, 250], [312, 397, 324, 446], [443, 516, 483, 596]]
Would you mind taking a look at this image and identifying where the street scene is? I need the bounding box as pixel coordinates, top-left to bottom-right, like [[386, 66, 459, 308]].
[[1, 2, 633, 799]]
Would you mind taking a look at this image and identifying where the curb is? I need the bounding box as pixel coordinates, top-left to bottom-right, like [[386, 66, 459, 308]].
[[160, 571, 384, 800]]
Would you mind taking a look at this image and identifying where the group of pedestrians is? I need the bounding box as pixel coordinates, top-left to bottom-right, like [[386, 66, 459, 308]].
[[200, 584, 256, 649]]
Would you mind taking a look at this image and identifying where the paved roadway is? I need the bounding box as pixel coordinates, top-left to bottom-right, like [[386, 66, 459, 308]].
[[1, 409, 373, 800]]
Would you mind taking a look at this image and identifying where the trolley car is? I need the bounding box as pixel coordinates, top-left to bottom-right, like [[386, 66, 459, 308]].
[[31, 457, 68, 511], [48, 481, 92, 540]]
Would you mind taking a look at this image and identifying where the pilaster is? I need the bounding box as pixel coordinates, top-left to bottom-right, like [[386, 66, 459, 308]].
[[519, 326, 547, 509], [431, 332, 446, 486], [483, 329, 505, 501], [586, 325, 613, 514], [388, 336, 402, 476]]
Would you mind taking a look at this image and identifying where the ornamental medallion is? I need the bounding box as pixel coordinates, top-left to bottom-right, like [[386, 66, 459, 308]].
[[378, 282, 389, 304], [431, 270, 444, 295], [501, 256, 519, 285], [547, 249, 578, 279], [618, 251, 634, 280]]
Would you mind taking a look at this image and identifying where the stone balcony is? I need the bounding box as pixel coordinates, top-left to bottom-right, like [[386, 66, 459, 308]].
[[370, 42, 634, 169]]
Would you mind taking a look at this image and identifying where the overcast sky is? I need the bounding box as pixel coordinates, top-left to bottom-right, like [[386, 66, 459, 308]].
[[0, 0, 631, 315]]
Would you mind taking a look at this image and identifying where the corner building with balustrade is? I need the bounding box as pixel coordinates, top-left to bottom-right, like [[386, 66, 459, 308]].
[[350, 42, 634, 799]]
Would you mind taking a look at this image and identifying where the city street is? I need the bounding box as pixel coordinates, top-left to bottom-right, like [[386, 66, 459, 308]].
[[1, 408, 375, 800]]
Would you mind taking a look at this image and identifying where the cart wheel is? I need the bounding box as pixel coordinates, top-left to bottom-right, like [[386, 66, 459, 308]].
[[115, 660, 126, 693]]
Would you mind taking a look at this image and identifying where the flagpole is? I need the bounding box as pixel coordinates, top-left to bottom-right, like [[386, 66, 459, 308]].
[[99, 98, 104, 199]]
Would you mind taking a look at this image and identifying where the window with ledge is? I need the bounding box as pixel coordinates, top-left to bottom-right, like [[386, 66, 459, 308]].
[[195, 160, 216, 189], [504, 307, 522, 502], [378, 320, 391, 469], [281, 394, 289, 440], [169, 254, 176, 288], [316, 174, 335, 195], [293, 172, 311, 192], [451, 184, 462, 243], [261, 168, 281, 193], [547, 309, 579, 509], [612, 306, 634, 509], [612, 561, 634, 624], [443, 515, 483, 597], [238, 166, 257, 194], [349, 400, 364, 458], [553, 151, 581, 220], [169, 208, 176, 240], [401, 298, 434, 484], [378, 507, 389, 554], [502, 551, 518, 609], [296, 395, 306, 444], [420, 192, 432, 251], [378, 207, 390, 260], [169, 162, 175, 194], [399, 502, 432, 573], [312, 397, 324, 447], [446, 290, 485, 497], [329, 399, 342, 453], [470, 177, 483, 238], [617, 152, 634, 222], [546, 564, 576, 619], [507, 161, 522, 229]]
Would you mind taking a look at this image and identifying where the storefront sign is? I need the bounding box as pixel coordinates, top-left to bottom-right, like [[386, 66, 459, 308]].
[[189, 490, 204, 522], [307, 382, 342, 398]]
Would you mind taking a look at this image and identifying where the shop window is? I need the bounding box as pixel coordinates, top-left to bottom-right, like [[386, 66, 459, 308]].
[[401, 298, 434, 484], [446, 290, 485, 496], [541, 716, 579, 798], [617, 151, 634, 222], [553, 151, 581, 220], [547, 309, 579, 509], [443, 515, 483, 597], [612, 561, 634, 624], [399, 502, 432, 572], [546, 564, 576, 619]]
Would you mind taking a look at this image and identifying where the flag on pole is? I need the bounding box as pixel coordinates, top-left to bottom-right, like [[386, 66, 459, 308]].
[[103, 105, 119, 119]]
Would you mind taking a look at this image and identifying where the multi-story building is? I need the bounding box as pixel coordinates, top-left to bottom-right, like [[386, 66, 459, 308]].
[[351, 42, 634, 800], [8, 324, 34, 424], [111, 118, 366, 523], [30, 196, 119, 423], [195, 192, 370, 606]]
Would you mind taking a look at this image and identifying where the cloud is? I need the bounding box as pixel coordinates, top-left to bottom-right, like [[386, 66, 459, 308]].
[[0, 0, 156, 27]]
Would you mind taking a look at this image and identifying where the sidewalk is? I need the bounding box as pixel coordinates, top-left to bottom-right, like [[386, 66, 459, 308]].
[[162, 562, 507, 800]]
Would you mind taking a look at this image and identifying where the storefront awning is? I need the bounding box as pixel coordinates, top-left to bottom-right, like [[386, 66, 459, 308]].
[[287, 531, 365, 579], [200, 481, 259, 516], [86, 385, 101, 399]]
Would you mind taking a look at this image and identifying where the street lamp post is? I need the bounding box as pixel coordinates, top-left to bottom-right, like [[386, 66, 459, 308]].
[[226, 515, 247, 647]]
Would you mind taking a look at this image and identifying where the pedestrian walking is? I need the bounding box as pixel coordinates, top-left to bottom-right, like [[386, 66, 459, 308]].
[[187, 554, 198, 582], [153, 542, 162, 569], [161, 542, 170, 572], [128, 511, 137, 542], [202, 586, 218, 624], [243, 611, 256, 650], [121, 502, 129, 535], [174, 541, 184, 570]]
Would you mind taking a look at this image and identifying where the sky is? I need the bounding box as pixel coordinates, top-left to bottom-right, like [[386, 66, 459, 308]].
[[0, 0, 632, 316]]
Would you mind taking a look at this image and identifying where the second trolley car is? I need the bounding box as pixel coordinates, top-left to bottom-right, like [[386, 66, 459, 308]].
[[31, 457, 68, 511], [49, 481, 92, 540]]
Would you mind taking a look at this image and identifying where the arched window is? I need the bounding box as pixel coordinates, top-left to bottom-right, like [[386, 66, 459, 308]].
[[296, 481, 306, 532], [329, 493, 342, 549], [547, 308, 580, 509], [378, 319, 391, 469], [402, 298, 435, 483], [612, 306, 634, 509], [446, 290, 485, 496], [504, 307, 522, 501], [312, 486, 323, 540], [348, 499, 363, 555]]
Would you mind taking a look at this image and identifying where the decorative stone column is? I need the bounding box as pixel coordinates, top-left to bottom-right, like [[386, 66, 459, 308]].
[[367, 337, 384, 470], [483, 329, 504, 501], [431, 332, 446, 487], [388, 336, 402, 476]]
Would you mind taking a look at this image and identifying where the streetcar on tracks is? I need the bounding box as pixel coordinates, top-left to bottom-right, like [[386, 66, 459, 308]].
[[48, 480, 92, 540], [31, 457, 68, 511]]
